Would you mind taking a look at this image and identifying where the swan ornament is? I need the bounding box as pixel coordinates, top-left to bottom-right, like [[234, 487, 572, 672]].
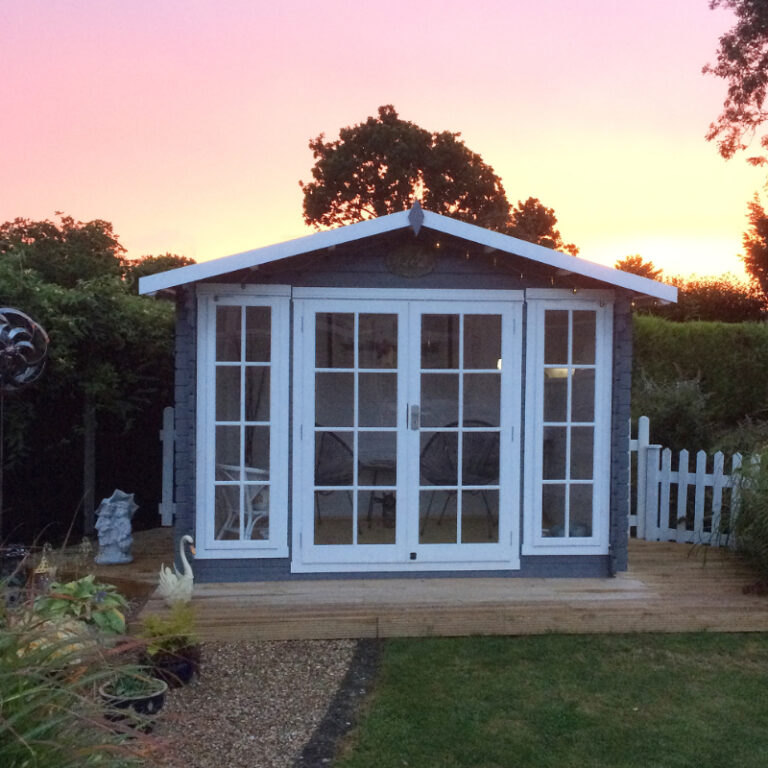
[[158, 535, 195, 606]]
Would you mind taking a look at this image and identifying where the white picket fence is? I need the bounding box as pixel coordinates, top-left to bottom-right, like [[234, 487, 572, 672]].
[[630, 415, 747, 546]]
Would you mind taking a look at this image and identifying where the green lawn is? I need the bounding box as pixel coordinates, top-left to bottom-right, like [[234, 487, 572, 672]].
[[335, 633, 768, 768]]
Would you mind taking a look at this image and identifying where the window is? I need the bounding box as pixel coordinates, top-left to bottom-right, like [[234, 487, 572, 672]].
[[196, 287, 289, 557], [524, 293, 612, 555]]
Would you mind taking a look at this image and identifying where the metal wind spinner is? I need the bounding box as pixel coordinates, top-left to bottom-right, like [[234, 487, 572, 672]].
[[0, 308, 49, 392]]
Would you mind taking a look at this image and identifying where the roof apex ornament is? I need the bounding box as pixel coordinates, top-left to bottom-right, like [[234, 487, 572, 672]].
[[408, 200, 424, 235]]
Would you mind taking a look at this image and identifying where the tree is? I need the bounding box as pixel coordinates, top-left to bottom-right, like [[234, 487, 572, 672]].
[[614, 255, 663, 280], [508, 197, 579, 255], [743, 194, 768, 294], [0, 217, 175, 540], [704, 1, 768, 166], [645, 274, 766, 322], [300, 105, 511, 230], [0, 216, 125, 288], [123, 253, 195, 293]]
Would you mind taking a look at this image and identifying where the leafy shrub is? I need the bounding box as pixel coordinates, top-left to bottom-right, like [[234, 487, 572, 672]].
[[732, 453, 768, 581], [1, 594, 161, 767], [633, 315, 768, 444], [712, 418, 768, 456], [141, 602, 198, 657], [632, 374, 710, 452], [34, 574, 128, 634]]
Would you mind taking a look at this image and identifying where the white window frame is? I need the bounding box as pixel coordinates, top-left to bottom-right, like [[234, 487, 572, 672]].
[[195, 284, 290, 559], [522, 290, 614, 556]]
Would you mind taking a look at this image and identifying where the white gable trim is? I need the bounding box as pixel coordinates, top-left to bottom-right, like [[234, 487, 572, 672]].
[[139, 207, 676, 303]]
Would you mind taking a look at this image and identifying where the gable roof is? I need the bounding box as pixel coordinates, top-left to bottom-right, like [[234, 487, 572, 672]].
[[138, 205, 677, 302]]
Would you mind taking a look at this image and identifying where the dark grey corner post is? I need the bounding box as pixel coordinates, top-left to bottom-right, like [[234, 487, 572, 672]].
[[174, 285, 197, 566], [609, 295, 633, 574]]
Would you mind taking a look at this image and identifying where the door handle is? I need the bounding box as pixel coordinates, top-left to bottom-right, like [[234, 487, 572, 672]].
[[408, 404, 420, 430]]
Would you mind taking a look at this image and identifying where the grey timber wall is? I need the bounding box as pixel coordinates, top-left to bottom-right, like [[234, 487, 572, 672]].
[[182, 233, 624, 582]]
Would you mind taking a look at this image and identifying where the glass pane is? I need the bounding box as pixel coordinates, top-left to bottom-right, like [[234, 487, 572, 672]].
[[419, 491, 457, 543], [464, 315, 501, 369], [315, 431, 354, 486], [572, 311, 596, 365], [462, 432, 499, 486], [543, 427, 567, 479], [314, 491, 353, 545], [216, 426, 240, 474], [572, 369, 596, 422], [421, 314, 459, 369], [570, 427, 594, 480], [542, 484, 566, 537], [462, 490, 499, 543], [216, 306, 241, 362], [359, 373, 397, 427], [421, 373, 458, 427], [358, 314, 397, 369], [420, 431, 458, 486], [244, 484, 269, 540], [544, 310, 568, 364], [244, 367, 270, 421], [214, 484, 240, 540], [359, 432, 396, 485], [244, 426, 269, 474], [245, 306, 271, 362], [570, 485, 593, 536], [358, 491, 396, 545], [216, 367, 240, 421], [463, 374, 500, 426], [315, 372, 354, 427], [543, 372, 568, 422], [316, 313, 354, 368]]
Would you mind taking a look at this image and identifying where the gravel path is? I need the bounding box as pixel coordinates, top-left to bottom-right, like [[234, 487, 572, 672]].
[[155, 639, 358, 768]]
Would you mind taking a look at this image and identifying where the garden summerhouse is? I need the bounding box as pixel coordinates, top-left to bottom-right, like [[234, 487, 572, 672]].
[[139, 204, 676, 582]]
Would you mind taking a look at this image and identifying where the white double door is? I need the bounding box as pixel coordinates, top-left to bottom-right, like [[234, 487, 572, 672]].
[[292, 291, 522, 572]]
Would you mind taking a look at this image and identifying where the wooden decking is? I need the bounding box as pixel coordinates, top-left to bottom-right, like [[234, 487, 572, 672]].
[[126, 530, 768, 640]]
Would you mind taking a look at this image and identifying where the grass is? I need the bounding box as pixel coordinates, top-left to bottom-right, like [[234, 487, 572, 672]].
[[335, 633, 768, 768]]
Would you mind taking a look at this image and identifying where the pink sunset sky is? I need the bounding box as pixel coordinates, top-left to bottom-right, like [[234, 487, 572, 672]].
[[2, 0, 766, 279]]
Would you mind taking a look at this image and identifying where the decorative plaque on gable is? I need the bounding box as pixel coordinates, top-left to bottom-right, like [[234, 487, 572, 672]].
[[384, 244, 436, 278]]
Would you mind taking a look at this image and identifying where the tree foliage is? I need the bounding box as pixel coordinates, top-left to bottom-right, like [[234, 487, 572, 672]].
[[643, 273, 766, 323], [0, 216, 125, 288], [123, 252, 195, 293], [704, 0, 768, 165], [300, 106, 579, 254], [0, 215, 178, 540], [301, 105, 512, 230], [508, 197, 579, 255], [614, 255, 663, 280], [743, 194, 768, 294]]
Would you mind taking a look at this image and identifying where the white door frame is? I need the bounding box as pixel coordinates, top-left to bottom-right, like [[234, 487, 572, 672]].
[[291, 288, 523, 573]]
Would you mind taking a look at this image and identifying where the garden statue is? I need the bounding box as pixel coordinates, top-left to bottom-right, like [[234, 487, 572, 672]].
[[94, 490, 138, 564]]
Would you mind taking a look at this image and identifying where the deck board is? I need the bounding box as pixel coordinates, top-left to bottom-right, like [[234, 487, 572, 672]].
[[122, 533, 768, 640]]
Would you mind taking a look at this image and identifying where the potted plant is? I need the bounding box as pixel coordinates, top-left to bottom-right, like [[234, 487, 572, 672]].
[[100, 670, 168, 730], [140, 603, 200, 687]]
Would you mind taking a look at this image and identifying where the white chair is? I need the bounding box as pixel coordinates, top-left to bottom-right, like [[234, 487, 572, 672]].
[[215, 464, 269, 540]]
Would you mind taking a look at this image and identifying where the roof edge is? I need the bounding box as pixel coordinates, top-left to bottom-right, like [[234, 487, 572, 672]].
[[139, 205, 676, 303], [139, 210, 411, 294], [419, 211, 677, 303]]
